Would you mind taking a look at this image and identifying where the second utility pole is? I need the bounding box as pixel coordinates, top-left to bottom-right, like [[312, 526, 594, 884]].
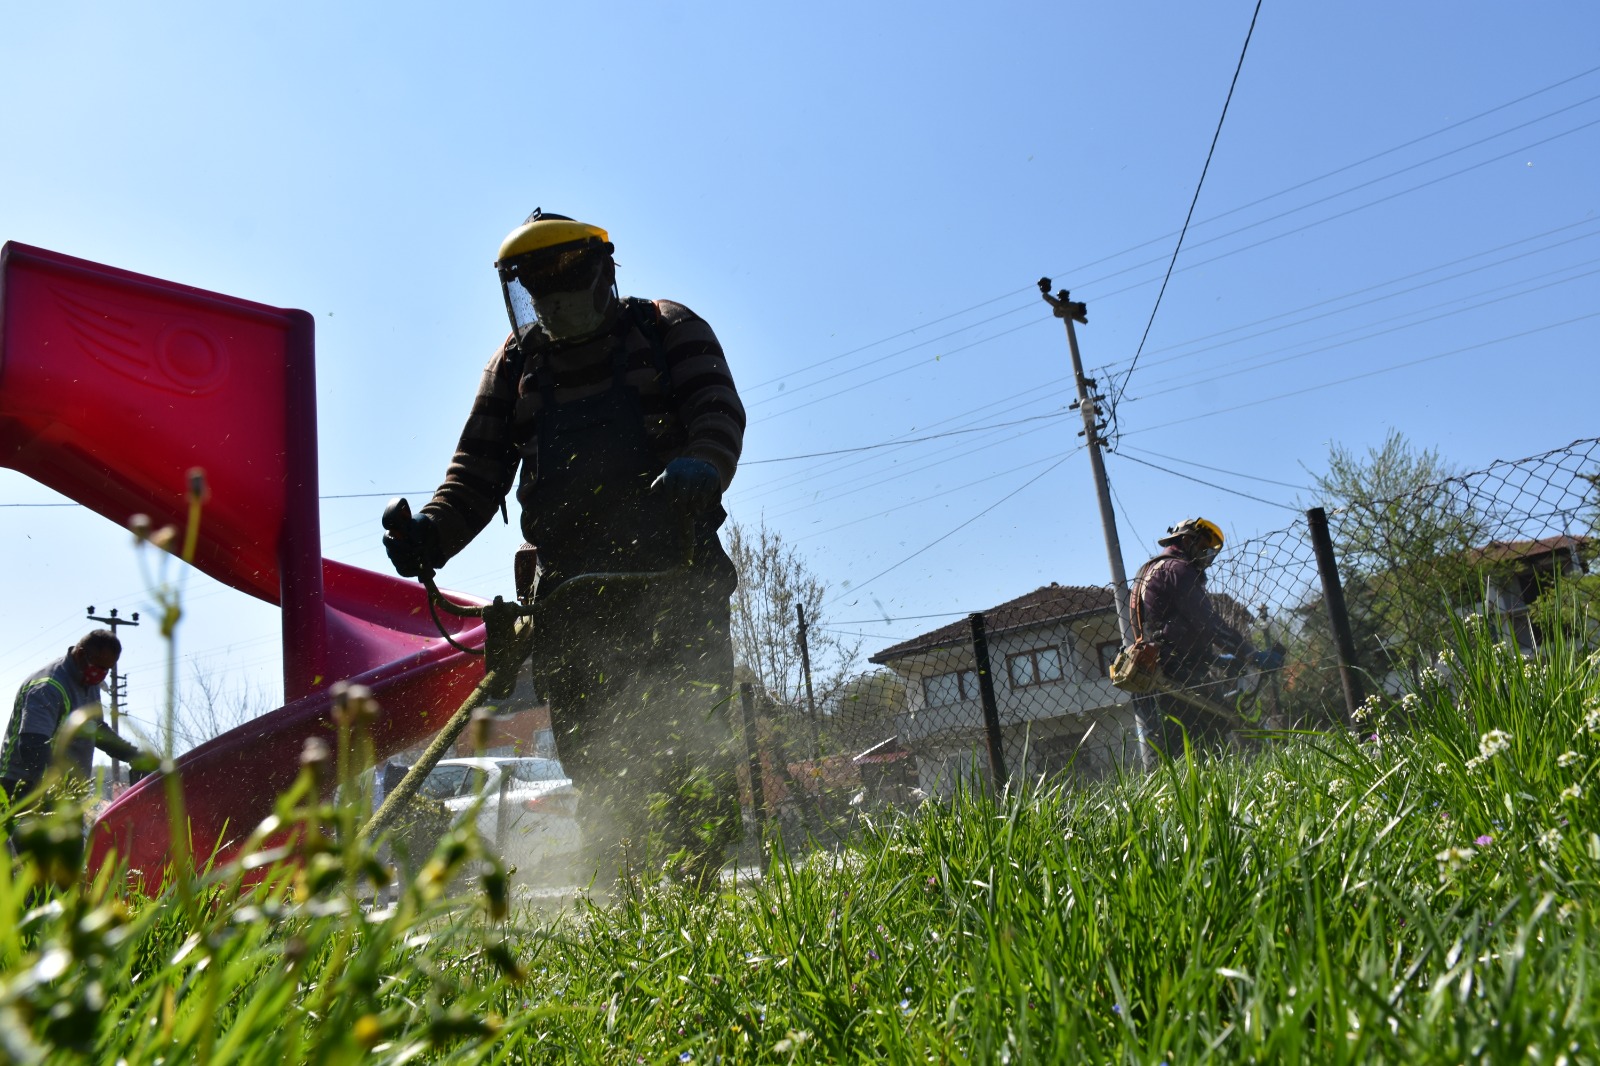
[[1038, 279, 1133, 647], [86, 604, 140, 785]]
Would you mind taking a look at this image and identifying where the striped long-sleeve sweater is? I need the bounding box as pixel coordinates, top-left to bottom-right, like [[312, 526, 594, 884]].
[[421, 297, 745, 562]]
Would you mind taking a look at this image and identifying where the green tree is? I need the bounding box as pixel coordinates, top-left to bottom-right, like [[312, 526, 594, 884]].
[[822, 669, 907, 754], [726, 518, 862, 744], [1308, 430, 1487, 682]]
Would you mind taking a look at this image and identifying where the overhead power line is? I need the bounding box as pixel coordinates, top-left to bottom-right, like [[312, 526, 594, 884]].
[[1125, 261, 1600, 403], [744, 214, 1600, 511], [1091, 111, 1600, 338], [1116, 0, 1264, 413], [1098, 216, 1600, 379], [1122, 309, 1600, 439], [794, 450, 1077, 541], [1112, 451, 1299, 512], [738, 61, 1600, 405], [1091, 91, 1600, 323], [1106, 475, 1148, 556], [823, 449, 1081, 607], [1115, 445, 1315, 492], [742, 410, 1073, 465]]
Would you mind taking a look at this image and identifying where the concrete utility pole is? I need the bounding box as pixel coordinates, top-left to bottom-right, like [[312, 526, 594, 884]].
[[86, 605, 140, 783], [1037, 280, 1133, 647]]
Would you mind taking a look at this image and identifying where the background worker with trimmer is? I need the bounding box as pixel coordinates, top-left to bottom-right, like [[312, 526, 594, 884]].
[[383, 210, 745, 891], [1130, 517, 1256, 757]]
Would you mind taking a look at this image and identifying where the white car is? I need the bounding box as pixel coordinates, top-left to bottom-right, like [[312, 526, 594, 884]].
[[414, 756, 582, 875]]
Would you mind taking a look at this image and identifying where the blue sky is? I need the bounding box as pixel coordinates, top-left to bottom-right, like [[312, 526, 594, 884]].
[[2, 3, 1596, 746]]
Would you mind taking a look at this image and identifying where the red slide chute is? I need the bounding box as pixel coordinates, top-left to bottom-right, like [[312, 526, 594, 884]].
[[0, 242, 484, 885]]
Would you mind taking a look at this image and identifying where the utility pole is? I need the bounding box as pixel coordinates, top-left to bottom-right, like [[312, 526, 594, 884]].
[[1038, 281, 1150, 772], [1037, 280, 1133, 646], [86, 605, 140, 783], [795, 604, 821, 761]]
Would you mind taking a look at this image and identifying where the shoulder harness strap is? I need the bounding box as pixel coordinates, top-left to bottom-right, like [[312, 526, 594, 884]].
[[624, 297, 671, 387], [1129, 554, 1169, 642]]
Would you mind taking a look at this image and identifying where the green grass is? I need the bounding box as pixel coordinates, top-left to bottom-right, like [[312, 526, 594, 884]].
[[4, 615, 1600, 1063]]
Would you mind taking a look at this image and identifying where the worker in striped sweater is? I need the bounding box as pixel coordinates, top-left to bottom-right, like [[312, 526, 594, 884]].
[[384, 210, 745, 891]]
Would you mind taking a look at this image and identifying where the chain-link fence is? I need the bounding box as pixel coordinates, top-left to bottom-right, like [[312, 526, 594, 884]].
[[734, 437, 1600, 837]]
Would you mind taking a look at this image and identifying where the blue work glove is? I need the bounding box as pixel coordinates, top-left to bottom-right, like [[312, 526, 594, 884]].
[[1252, 646, 1286, 671], [382, 512, 445, 578], [653, 456, 722, 516]]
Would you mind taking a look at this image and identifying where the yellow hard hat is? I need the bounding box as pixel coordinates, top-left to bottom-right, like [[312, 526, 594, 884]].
[[495, 210, 617, 344], [495, 210, 610, 266], [1159, 517, 1223, 550]]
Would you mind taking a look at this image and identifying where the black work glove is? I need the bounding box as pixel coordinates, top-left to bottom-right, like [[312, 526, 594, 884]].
[[125, 749, 162, 785], [383, 512, 445, 578], [653, 457, 722, 516]]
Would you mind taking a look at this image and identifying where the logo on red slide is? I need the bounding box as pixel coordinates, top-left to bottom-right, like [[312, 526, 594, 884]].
[[52, 285, 230, 395]]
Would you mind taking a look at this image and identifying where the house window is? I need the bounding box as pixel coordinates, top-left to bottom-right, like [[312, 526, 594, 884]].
[[1097, 641, 1122, 677], [924, 670, 979, 706], [1006, 646, 1063, 688]]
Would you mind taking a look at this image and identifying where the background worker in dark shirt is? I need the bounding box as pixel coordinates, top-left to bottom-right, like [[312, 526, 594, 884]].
[[383, 210, 745, 890], [1132, 517, 1254, 757], [1, 630, 148, 804]]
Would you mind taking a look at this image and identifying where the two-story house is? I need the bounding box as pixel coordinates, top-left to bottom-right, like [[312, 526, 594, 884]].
[[868, 583, 1140, 798]]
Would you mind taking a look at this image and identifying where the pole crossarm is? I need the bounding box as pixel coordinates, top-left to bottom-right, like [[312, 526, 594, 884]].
[[86, 606, 141, 767]]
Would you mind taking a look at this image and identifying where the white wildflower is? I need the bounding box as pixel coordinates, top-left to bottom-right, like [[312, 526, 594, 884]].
[[1261, 770, 1293, 794], [1584, 705, 1600, 734], [1561, 784, 1583, 802], [1353, 695, 1383, 725], [1419, 666, 1442, 687], [1439, 648, 1458, 669], [1463, 613, 1484, 628], [773, 1031, 812, 1054], [1558, 751, 1581, 768], [1478, 730, 1512, 759], [1465, 754, 1487, 772], [1436, 846, 1476, 881], [1538, 827, 1563, 855], [1327, 778, 1348, 798], [1400, 692, 1422, 715], [1434, 762, 1449, 774]]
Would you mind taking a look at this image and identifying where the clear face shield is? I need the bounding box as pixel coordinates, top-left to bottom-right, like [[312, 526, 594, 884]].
[[498, 247, 615, 345]]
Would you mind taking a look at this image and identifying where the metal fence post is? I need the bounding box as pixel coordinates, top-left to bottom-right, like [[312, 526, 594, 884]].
[[1306, 507, 1364, 726], [967, 612, 1008, 791], [739, 682, 768, 846]]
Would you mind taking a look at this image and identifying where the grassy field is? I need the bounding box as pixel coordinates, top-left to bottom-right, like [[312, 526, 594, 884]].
[[3, 616, 1599, 1064]]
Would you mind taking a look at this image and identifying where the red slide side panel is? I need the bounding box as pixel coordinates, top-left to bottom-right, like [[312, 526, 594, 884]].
[[0, 242, 326, 699]]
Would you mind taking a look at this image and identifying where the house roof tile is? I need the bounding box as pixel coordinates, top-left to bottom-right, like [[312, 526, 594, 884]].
[[1468, 534, 1593, 564], [869, 583, 1114, 664]]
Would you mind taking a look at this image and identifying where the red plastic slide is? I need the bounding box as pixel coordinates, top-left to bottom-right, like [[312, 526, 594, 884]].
[[0, 242, 487, 886]]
